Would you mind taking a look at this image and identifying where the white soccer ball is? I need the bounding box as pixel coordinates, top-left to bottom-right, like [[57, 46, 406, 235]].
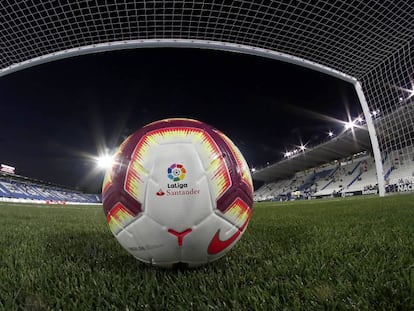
[[102, 118, 253, 268]]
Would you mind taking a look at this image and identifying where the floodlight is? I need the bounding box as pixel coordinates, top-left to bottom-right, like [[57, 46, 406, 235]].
[[344, 121, 355, 130], [97, 154, 114, 169]]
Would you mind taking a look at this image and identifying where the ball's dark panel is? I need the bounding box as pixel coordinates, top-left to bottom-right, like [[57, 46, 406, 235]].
[[206, 127, 254, 214]]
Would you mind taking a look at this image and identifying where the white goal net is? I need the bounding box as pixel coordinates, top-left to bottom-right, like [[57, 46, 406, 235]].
[[1, 1, 413, 195]]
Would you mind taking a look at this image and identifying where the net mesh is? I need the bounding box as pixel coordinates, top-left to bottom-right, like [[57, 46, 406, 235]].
[[362, 40, 414, 186], [1, 0, 413, 190]]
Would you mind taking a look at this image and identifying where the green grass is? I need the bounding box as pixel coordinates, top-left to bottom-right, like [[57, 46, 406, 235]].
[[0, 195, 413, 310]]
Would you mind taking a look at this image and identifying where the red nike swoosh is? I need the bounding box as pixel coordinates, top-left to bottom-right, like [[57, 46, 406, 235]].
[[207, 219, 249, 255]]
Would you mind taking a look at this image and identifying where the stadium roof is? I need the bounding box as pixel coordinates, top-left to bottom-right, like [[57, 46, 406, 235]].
[[1, 1, 413, 80], [252, 126, 371, 182], [252, 102, 414, 182]]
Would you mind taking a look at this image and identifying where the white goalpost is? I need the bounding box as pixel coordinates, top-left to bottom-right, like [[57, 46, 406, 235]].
[[1, 1, 413, 197]]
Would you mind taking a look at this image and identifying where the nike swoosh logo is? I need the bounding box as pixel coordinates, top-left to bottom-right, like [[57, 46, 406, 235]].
[[207, 218, 249, 255]]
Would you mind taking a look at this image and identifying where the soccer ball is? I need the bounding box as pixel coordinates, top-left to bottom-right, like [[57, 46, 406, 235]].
[[102, 118, 253, 268]]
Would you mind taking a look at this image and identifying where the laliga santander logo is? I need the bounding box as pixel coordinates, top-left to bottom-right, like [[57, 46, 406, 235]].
[[167, 163, 186, 182], [166, 163, 188, 190], [156, 163, 200, 196]]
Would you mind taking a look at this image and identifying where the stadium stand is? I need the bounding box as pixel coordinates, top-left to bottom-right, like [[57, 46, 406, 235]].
[[254, 146, 414, 202], [0, 173, 101, 204]]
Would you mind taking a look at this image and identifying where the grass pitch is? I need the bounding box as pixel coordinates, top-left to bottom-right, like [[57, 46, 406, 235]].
[[0, 195, 413, 310]]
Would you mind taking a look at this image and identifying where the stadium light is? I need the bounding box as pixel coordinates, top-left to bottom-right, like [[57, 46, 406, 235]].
[[300, 145, 306, 151], [328, 131, 334, 137], [394, 83, 414, 101], [402, 80, 414, 98], [344, 121, 355, 130], [96, 154, 115, 169]]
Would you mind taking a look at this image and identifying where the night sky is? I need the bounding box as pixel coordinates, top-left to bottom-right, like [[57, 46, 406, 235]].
[[0, 48, 361, 193]]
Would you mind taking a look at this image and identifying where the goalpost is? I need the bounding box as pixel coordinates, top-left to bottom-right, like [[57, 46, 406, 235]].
[[1, 1, 413, 197]]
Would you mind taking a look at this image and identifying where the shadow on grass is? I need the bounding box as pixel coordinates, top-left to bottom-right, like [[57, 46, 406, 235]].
[[43, 229, 226, 276], [43, 222, 311, 283], [44, 229, 155, 272]]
